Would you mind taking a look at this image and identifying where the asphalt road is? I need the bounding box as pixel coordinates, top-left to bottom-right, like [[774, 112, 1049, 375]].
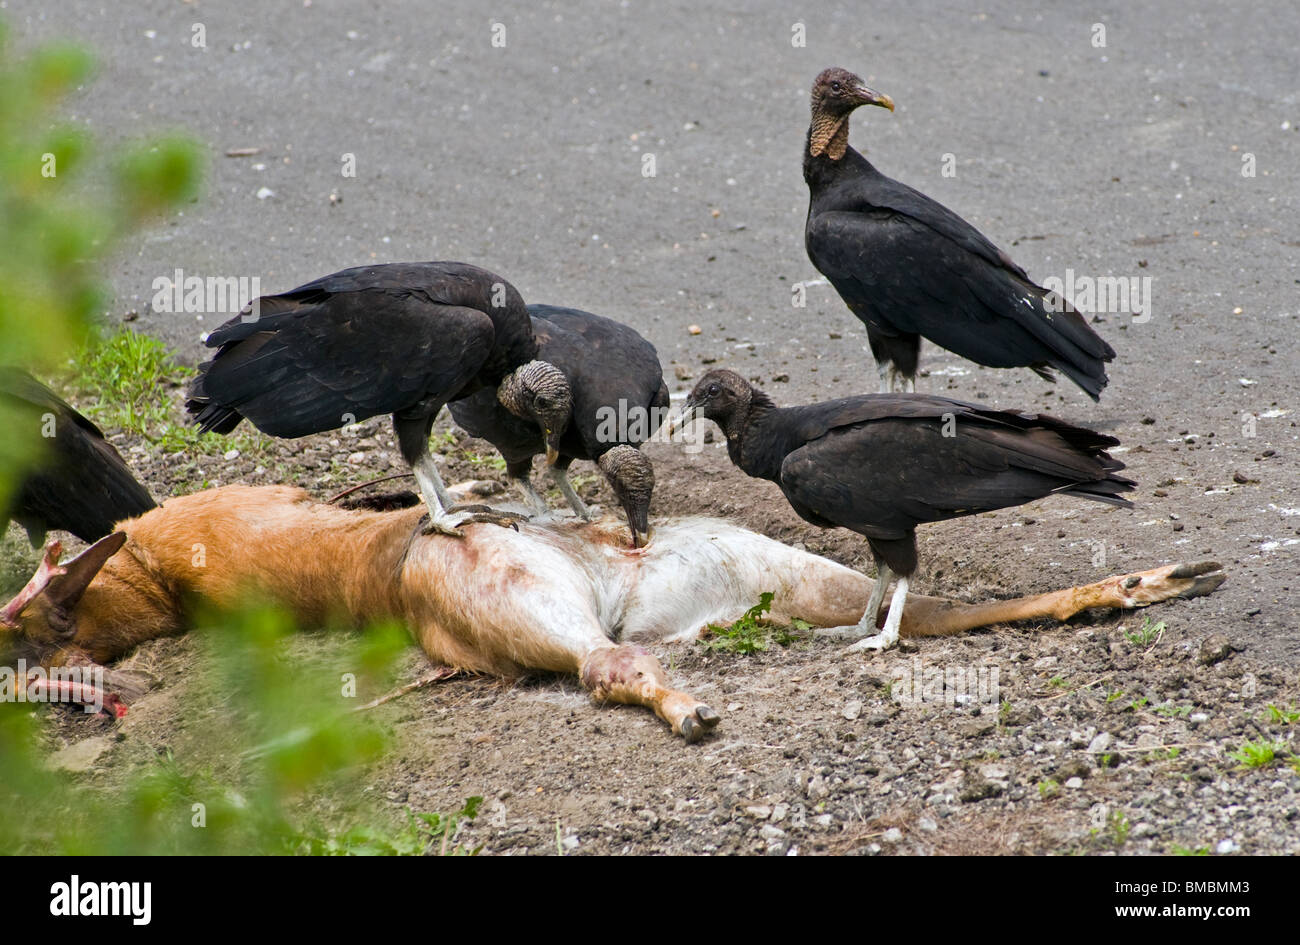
[[9, 1, 1300, 659]]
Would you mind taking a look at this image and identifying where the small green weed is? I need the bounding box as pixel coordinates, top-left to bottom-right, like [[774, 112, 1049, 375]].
[[1228, 738, 1285, 769], [1125, 617, 1165, 647], [699, 593, 801, 655], [1265, 703, 1300, 726]]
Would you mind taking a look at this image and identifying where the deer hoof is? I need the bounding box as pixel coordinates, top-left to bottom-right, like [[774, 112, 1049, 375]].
[[680, 704, 720, 743]]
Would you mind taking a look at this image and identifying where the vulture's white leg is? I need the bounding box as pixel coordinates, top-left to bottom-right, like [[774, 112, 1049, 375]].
[[514, 475, 551, 516], [845, 576, 909, 652], [553, 467, 594, 521], [813, 562, 891, 643]]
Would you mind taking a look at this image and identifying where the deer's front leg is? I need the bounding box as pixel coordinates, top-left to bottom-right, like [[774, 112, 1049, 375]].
[[580, 645, 719, 743]]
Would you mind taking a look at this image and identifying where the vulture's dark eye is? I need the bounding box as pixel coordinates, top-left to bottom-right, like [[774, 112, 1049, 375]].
[[831, 80, 842, 93], [707, 383, 721, 397], [536, 395, 552, 410]]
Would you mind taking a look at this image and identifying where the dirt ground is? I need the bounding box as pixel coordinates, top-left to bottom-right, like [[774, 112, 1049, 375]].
[[10, 397, 1298, 857]]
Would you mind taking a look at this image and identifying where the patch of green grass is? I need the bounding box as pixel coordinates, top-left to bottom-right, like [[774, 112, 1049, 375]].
[[1172, 844, 1210, 856], [1037, 778, 1060, 798], [1048, 675, 1067, 689], [1128, 696, 1149, 711], [1105, 688, 1125, 704], [1228, 738, 1285, 770], [699, 592, 802, 655], [320, 798, 484, 856], [1124, 617, 1165, 647], [1265, 703, 1300, 726], [64, 329, 269, 456], [1153, 702, 1192, 719]]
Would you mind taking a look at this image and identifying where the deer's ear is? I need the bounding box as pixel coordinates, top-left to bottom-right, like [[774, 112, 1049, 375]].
[[44, 532, 127, 615]]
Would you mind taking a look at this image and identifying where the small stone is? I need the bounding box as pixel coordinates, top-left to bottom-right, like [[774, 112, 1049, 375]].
[[674, 365, 694, 381], [960, 779, 1001, 802], [562, 834, 580, 851], [1132, 822, 1157, 838], [687, 324, 702, 335], [1057, 759, 1091, 780], [1198, 635, 1233, 666], [223, 448, 240, 461], [1216, 838, 1239, 854], [744, 805, 772, 820], [48, 736, 114, 773], [882, 827, 903, 843], [256, 186, 275, 200], [958, 718, 996, 738], [917, 817, 938, 833], [842, 700, 863, 721], [347, 451, 367, 464], [1088, 732, 1113, 753], [771, 804, 788, 822], [1064, 777, 1085, 789]]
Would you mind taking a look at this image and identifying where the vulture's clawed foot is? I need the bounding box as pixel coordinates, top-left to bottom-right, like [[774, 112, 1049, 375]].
[[843, 626, 901, 653], [448, 503, 529, 530], [419, 505, 530, 536]]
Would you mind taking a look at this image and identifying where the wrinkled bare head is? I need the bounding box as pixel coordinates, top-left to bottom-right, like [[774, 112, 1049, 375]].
[[809, 67, 894, 158], [678, 369, 767, 443], [597, 445, 655, 548], [499, 360, 573, 463]]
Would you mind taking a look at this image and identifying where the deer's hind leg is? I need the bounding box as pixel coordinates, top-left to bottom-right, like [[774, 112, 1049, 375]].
[[580, 645, 719, 743]]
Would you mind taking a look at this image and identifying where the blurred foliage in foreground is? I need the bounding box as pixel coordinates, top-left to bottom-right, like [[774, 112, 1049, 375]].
[[1, 605, 481, 855], [0, 22, 474, 855]]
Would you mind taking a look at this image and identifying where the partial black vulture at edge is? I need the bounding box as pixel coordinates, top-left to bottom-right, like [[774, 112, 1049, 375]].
[[0, 367, 156, 546]]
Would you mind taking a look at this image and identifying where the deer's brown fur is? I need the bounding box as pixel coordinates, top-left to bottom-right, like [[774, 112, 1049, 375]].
[[2, 485, 1224, 742]]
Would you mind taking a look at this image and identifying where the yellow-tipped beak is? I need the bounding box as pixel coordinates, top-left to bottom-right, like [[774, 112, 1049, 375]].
[[858, 85, 895, 112]]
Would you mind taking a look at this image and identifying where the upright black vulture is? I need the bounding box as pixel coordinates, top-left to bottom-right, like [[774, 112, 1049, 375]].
[[186, 262, 572, 535], [674, 369, 1134, 650], [0, 368, 156, 545], [804, 67, 1115, 398], [448, 304, 667, 546]]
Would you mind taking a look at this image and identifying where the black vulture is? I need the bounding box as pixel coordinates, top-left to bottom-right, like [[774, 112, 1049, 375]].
[[186, 262, 572, 535], [674, 369, 1134, 649], [448, 304, 668, 546], [0, 368, 156, 545], [804, 67, 1115, 399]]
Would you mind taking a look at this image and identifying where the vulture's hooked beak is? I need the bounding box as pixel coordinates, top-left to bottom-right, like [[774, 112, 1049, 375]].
[[544, 430, 562, 466], [664, 400, 701, 440], [856, 84, 895, 112], [627, 501, 652, 550]]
